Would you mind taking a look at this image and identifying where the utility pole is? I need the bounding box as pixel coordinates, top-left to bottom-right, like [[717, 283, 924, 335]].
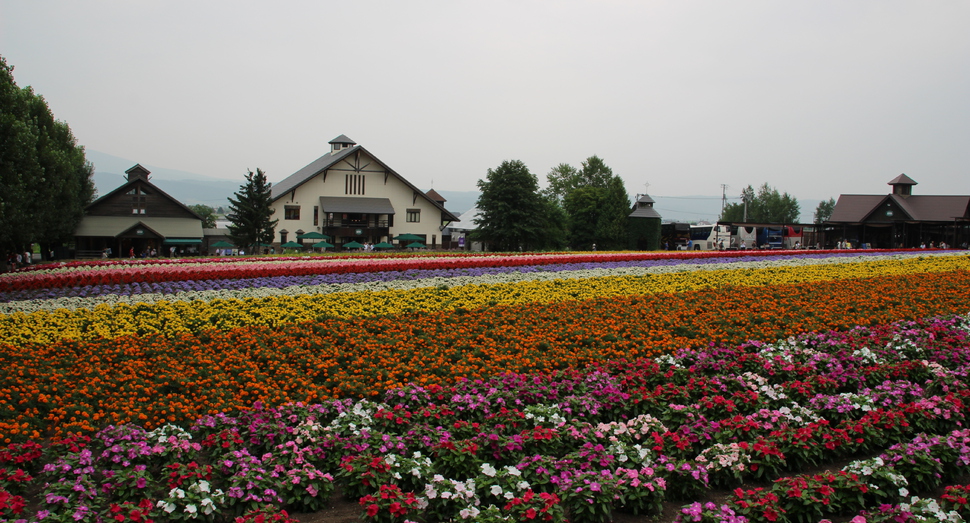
[[720, 184, 728, 214]]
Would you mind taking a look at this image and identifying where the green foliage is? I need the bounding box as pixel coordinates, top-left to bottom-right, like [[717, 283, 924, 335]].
[[473, 160, 547, 251], [814, 197, 836, 224], [226, 169, 278, 253], [720, 183, 801, 223], [627, 216, 661, 250], [543, 163, 580, 205], [189, 204, 217, 229], [538, 194, 569, 250], [0, 55, 95, 265], [555, 156, 631, 250]]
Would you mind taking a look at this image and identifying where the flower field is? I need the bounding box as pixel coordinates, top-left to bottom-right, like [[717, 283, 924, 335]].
[[1, 249, 970, 522]]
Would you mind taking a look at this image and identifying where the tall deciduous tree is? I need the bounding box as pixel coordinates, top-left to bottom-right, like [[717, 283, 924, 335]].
[[226, 169, 277, 254], [0, 55, 95, 269], [189, 204, 217, 229], [814, 198, 836, 224], [543, 163, 581, 204], [720, 183, 800, 223], [473, 160, 546, 251], [551, 155, 630, 250]]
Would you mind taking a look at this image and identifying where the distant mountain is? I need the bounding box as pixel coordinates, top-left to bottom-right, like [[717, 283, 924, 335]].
[[435, 190, 480, 216], [88, 150, 240, 209]]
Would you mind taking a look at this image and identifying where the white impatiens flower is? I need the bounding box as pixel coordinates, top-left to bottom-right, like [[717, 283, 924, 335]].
[[157, 501, 177, 514], [490, 485, 504, 496], [184, 504, 197, 514], [481, 463, 497, 477], [459, 506, 480, 519]]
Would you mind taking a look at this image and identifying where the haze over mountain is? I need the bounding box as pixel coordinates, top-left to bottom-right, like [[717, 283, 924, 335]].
[[88, 150, 818, 223]]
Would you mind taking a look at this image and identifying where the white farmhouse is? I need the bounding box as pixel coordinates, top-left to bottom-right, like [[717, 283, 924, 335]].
[[269, 135, 460, 250]]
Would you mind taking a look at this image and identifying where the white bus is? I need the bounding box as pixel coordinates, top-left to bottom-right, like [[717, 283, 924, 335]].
[[689, 224, 731, 250], [690, 224, 758, 250]]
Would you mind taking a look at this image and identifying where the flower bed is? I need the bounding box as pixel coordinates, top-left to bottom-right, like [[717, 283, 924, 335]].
[[1, 314, 969, 522], [1, 250, 970, 522]]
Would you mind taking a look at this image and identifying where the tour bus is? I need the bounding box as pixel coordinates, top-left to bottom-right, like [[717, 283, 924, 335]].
[[756, 227, 785, 249], [689, 224, 733, 250], [660, 222, 691, 250], [782, 226, 804, 249]]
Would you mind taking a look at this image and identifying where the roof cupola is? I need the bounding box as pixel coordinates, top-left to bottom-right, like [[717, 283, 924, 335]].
[[888, 173, 917, 197], [125, 164, 151, 182], [329, 134, 356, 155]]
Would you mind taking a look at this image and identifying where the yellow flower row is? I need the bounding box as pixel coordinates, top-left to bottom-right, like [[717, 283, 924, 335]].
[[0, 255, 967, 347]]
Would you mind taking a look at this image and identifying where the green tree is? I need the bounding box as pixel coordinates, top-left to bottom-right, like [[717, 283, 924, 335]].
[[578, 155, 615, 188], [189, 204, 217, 228], [551, 155, 630, 250], [226, 168, 277, 254], [0, 55, 95, 269], [543, 163, 581, 204], [538, 194, 568, 250], [720, 183, 800, 223], [814, 197, 836, 224], [473, 160, 546, 251]]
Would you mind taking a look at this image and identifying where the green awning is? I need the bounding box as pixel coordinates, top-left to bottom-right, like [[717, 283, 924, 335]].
[[163, 239, 203, 245]]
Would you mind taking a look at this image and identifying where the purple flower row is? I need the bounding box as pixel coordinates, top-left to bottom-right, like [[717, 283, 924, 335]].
[[0, 251, 902, 303]]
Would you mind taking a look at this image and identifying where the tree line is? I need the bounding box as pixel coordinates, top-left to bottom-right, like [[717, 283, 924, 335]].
[[472, 157, 837, 251], [0, 56, 95, 270], [473, 156, 632, 251]]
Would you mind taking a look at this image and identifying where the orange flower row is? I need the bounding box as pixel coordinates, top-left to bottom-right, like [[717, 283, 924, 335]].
[[1, 269, 969, 443]]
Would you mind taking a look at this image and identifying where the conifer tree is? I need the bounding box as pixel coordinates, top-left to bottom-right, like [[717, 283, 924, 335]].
[[226, 168, 277, 254]]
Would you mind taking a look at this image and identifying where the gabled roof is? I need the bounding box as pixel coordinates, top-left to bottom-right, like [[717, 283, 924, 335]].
[[895, 195, 970, 221], [830, 194, 970, 223], [272, 145, 358, 198], [426, 189, 446, 203], [269, 142, 459, 222], [628, 206, 662, 219], [85, 165, 203, 220], [830, 195, 890, 222], [449, 207, 481, 232]]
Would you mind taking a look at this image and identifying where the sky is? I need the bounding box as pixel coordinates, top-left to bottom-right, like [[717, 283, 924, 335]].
[[2, 1, 968, 203]]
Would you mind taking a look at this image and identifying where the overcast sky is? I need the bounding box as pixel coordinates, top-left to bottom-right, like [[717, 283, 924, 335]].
[[2, 1, 968, 201]]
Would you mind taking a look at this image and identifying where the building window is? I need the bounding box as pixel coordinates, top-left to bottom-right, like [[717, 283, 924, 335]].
[[406, 209, 421, 223], [345, 174, 365, 195], [280, 231, 288, 244], [285, 206, 300, 220], [313, 206, 319, 226]]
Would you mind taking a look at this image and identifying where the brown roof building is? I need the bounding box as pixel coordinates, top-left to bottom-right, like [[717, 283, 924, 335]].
[[74, 165, 205, 258], [827, 174, 969, 248]]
